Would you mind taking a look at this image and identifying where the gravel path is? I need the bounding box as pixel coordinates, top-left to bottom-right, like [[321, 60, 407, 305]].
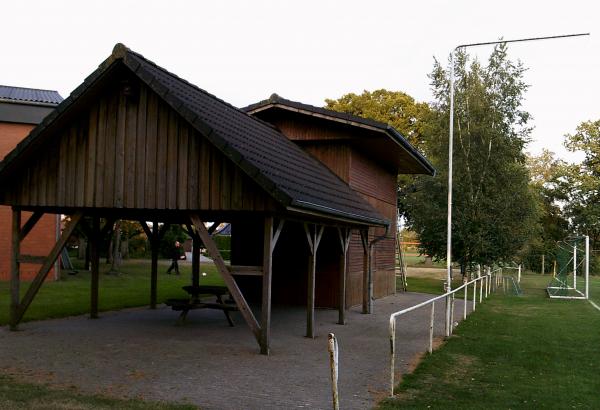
[[0, 293, 472, 409]]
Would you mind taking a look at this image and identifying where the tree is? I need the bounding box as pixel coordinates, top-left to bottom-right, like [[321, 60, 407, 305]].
[[559, 120, 600, 244], [522, 150, 569, 271], [404, 44, 540, 274], [324, 89, 433, 152]]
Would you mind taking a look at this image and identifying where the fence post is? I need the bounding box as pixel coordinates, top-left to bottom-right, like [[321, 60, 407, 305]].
[[389, 318, 396, 397], [463, 283, 468, 319], [473, 280, 477, 311], [479, 278, 483, 303], [518, 264, 522, 284], [328, 333, 340, 410], [429, 302, 435, 353], [450, 294, 455, 334]]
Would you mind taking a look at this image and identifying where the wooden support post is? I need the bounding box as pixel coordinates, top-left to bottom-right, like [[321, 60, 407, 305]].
[[192, 236, 201, 287], [185, 223, 202, 288], [90, 216, 101, 319], [10, 208, 21, 331], [337, 227, 351, 325], [190, 214, 262, 345], [304, 223, 324, 339], [12, 213, 83, 327], [261, 217, 274, 355], [260, 217, 284, 355], [360, 229, 371, 314]]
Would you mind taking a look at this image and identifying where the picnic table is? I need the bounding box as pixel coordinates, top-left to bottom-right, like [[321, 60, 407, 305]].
[[166, 285, 238, 326]]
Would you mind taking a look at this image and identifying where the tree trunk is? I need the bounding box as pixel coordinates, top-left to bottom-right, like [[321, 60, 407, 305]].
[[121, 238, 129, 260]]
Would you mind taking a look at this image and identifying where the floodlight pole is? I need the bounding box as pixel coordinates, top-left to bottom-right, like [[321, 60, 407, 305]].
[[444, 32, 589, 337]]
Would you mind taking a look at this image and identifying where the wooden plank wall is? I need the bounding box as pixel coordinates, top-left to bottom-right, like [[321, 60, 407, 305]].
[[301, 144, 350, 182], [347, 147, 397, 306], [2, 80, 277, 213], [253, 112, 399, 308]]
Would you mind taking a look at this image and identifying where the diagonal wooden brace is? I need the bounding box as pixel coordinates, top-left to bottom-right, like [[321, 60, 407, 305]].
[[11, 212, 84, 328], [189, 214, 262, 345]]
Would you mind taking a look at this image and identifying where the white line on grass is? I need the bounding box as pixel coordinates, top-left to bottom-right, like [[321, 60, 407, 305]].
[[588, 299, 600, 313]]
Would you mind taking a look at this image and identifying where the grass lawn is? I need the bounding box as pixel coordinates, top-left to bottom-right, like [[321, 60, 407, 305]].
[[0, 258, 223, 325], [379, 273, 600, 409], [0, 375, 196, 410], [403, 254, 446, 268]]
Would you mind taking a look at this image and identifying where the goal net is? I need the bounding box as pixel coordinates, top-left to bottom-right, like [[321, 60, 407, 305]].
[[547, 236, 589, 299]]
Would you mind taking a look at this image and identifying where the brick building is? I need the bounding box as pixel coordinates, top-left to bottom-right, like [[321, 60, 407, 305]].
[[0, 86, 62, 280]]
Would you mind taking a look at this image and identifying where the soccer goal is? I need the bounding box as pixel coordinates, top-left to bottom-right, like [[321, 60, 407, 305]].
[[547, 236, 589, 299]]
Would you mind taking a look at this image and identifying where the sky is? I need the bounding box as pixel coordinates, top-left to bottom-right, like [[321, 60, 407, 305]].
[[1, 0, 597, 162]]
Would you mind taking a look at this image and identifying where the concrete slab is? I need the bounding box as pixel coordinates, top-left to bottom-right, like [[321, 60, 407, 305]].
[[0, 292, 473, 409]]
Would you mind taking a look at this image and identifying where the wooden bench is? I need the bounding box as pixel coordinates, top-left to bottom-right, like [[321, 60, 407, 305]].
[[166, 285, 238, 326]]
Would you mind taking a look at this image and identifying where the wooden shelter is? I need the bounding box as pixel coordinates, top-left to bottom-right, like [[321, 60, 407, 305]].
[[243, 95, 435, 308], [0, 44, 433, 354]]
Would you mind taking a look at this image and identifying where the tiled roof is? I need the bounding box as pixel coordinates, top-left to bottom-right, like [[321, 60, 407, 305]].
[[243, 94, 435, 176], [0, 44, 387, 226], [0, 85, 62, 105], [122, 47, 387, 225]]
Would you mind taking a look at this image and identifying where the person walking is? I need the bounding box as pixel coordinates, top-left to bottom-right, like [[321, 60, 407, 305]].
[[166, 241, 184, 275]]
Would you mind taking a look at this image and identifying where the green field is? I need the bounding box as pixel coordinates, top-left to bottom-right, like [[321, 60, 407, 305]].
[[380, 274, 600, 409], [0, 375, 195, 410], [0, 259, 222, 325]]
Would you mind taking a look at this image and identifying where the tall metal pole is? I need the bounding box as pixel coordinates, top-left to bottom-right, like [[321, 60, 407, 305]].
[[443, 32, 588, 337], [445, 51, 455, 338]]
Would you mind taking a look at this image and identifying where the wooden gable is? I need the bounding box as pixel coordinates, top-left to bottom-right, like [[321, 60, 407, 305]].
[[0, 73, 278, 213]]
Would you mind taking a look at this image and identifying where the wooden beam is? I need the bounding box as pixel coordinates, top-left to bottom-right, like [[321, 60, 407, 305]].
[[90, 216, 100, 319], [18, 211, 43, 242], [192, 235, 200, 287], [190, 214, 262, 345], [272, 219, 285, 249], [13, 212, 83, 327], [261, 216, 274, 355], [360, 229, 371, 314], [9, 209, 21, 331], [139, 220, 152, 239], [230, 265, 264, 276], [304, 223, 324, 339], [17, 255, 47, 264], [337, 227, 351, 325]]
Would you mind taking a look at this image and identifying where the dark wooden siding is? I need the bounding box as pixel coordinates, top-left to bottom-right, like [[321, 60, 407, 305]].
[[300, 143, 350, 182], [1, 80, 278, 212], [346, 148, 397, 304], [264, 114, 352, 142], [249, 111, 400, 307]]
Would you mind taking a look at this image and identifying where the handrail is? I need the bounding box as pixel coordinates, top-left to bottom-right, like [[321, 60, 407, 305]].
[[388, 267, 502, 397]]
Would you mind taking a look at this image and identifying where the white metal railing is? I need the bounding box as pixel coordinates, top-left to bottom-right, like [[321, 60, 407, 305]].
[[388, 267, 503, 397]]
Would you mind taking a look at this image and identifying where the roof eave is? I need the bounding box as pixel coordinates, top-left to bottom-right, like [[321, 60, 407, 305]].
[[288, 200, 389, 227], [246, 100, 436, 177], [385, 126, 436, 176]]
